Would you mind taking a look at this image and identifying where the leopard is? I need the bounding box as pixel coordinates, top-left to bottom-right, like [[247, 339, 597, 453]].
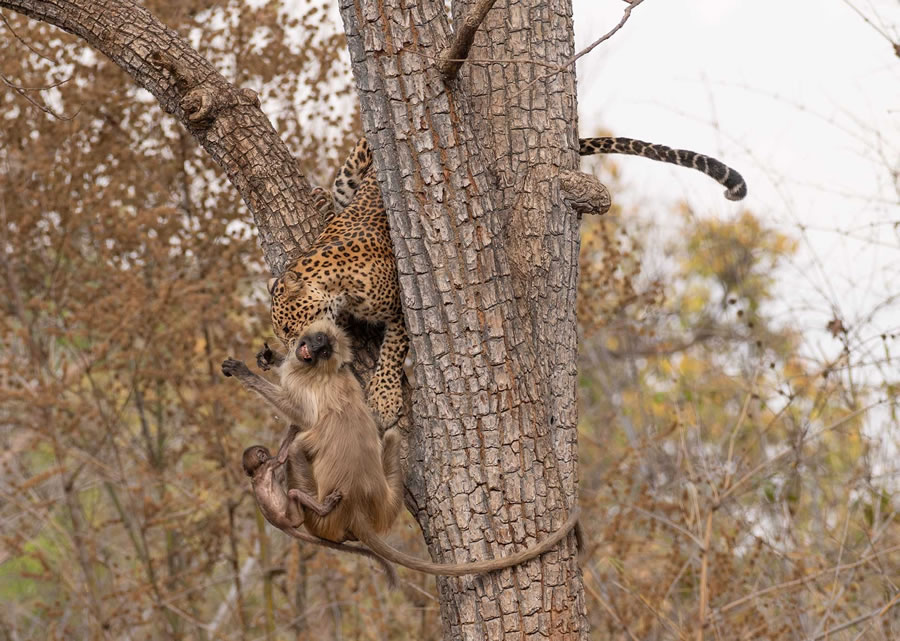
[[267, 139, 406, 427], [268, 135, 747, 426]]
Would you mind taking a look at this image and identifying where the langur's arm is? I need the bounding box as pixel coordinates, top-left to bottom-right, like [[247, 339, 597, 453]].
[[221, 358, 308, 425]]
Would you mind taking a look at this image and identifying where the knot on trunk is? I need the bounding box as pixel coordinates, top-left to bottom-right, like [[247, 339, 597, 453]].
[[181, 86, 259, 125], [559, 170, 611, 216], [506, 168, 551, 282], [150, 50, 259, 126]]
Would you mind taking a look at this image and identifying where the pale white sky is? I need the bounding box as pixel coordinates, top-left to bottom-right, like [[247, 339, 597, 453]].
[[574, 0, 898, 349], [572, 0, 898, 462]]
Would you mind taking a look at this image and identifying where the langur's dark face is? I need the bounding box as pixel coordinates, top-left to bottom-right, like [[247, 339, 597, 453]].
[[296, 330, 333, 366], [242, 446, 270, 477]]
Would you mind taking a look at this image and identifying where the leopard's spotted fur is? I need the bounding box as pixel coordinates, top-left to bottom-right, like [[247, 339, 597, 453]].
[[579, 137, 747, 201], [270, 136, 746, 426], [269, 141, 405, 426], [332, 137, 372, 211]]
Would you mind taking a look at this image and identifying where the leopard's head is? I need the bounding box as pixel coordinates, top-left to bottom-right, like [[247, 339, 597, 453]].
[[268, 271, 330, 347]]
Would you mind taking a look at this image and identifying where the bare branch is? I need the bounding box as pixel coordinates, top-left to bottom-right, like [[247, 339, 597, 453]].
[[572, 0, 647, 66], [0, 70, 76, 119], [714, 544, 900, 618], [0, 11, 57, 63], [809, 591, 900, 641], [0, 71, 72, 92], [438, 0, 498, 79], [838, 0, 897, 50], [506, 0, 648, 103]]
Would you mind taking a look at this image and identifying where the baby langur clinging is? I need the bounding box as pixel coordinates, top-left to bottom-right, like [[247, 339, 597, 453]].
[[240, 424, 398, 586], [222, 319, 580, 577]]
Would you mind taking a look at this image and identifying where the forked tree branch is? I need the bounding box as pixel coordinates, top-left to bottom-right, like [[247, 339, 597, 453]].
[[0, 0, 323, 273], [437, 0, 498, 79]]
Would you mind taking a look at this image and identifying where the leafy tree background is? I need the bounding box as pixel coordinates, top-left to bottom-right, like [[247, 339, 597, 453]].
[[1, 1, 898, 640]]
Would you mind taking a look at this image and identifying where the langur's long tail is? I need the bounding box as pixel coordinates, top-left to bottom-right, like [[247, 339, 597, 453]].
[[355, 507, 580, 577], [284, 527, 397, 587]]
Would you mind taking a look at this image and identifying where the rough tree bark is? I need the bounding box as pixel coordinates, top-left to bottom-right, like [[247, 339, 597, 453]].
[[339, 0, 590, 638], [2, 0, 603, 638]]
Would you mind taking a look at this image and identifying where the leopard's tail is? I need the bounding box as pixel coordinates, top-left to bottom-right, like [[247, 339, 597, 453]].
[[332, 137, 374, 210], [579, 136, 747, 201]]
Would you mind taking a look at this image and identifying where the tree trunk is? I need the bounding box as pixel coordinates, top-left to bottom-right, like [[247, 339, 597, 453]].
[[1, 0, 589, 638], [339, 0, 587, 637]]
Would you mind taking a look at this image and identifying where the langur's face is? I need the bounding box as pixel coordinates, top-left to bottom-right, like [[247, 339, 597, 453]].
[[287, 319, 352, 372], [296, 330, 333, 366]]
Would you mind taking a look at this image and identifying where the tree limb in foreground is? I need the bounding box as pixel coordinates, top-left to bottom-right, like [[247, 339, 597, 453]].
[[0, 0, 323, 273]]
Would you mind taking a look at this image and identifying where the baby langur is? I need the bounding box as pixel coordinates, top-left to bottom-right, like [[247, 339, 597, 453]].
[[240, 424, 398, 586], [242, 425, 342, 529], [223, 319, 580, 577]]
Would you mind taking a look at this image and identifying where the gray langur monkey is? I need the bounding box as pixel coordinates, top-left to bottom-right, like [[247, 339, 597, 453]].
[[240, 424, 397, 585], [223, 318, 580, 577]]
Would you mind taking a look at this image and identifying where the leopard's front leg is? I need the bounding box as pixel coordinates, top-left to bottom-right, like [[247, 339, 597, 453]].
[[366, 320, 408, 427], [310, 186, 337, 225], [256, 342, 285, 371]]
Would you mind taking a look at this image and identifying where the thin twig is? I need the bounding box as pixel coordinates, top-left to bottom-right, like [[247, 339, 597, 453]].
[[714, 544, 900, 617], [402, 0, 648, 101], [717, 401, 884, 506], [0, 11, 58, 64], [438, 0, 498, 79], [0, 71, 77, 120], [695, 512, 713, 641], [629, 505, 705, 549], [812, 508, 853, 639], [720, 376, 758, 497], [610, 579, 685, 639], [583, 576, 640, 641], [809, 591, 900, 641], [506, 0, 648, 103], [0, 72, 71, 92], [256, 510, 276, 641], [837, 0, 896, 45], [163, 603, 215, 632], [571, 0, 647, 66]]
